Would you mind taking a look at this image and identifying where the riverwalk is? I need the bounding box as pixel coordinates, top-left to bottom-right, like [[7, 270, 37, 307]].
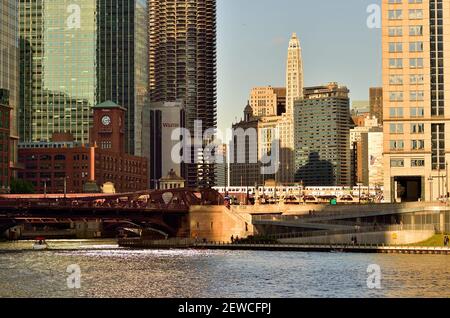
[[118, 238, 450, 255]]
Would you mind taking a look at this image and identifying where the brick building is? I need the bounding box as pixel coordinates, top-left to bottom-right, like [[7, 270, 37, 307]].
[[18, 101, 148, 194]]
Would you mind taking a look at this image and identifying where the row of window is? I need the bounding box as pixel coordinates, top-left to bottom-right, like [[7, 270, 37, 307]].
[[391, 158, 425, 168], [389, 74, 424, 85], [388, 9, 423, 20], [390, 140, 425, 150], [389, 107, 424, 118], [388, 0, 423, 3], [389, 90, 424, 101], [389, 42, 423, 53], [389, 58, 424, 69], [390, 123, 425, 134], [388, 25, 423, 37]]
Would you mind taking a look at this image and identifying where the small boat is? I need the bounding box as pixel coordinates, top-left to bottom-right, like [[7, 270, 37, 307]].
[[33, 237, 49, 250]]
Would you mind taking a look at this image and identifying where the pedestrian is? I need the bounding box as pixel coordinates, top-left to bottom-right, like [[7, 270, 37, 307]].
[[231, 235, 234, 244]]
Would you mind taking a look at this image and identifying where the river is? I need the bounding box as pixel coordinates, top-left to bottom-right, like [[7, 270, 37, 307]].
[[0, 240, 448, 298]]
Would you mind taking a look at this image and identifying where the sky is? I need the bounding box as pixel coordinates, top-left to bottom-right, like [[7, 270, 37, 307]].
[[217, 0, 382, 134]]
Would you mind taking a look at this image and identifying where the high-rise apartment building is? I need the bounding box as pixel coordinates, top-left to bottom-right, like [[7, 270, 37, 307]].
[[382, 0, 450, 202], [249, 87, 286, 117], [148, 0, 217, 188], [370, 87, 383, 124], [294, 83, 353, 187], [18, 0, 148, 155], [0, 0, 19, 183]]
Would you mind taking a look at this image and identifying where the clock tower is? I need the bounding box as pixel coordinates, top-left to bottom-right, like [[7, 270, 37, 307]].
[[90, 100, 126, 154]]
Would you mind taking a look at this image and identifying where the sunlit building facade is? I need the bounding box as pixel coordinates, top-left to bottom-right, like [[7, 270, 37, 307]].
[[382, 0, 450, 202]]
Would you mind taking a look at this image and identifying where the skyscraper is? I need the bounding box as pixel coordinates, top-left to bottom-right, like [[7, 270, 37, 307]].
[[286, 33, 304, 117], [148, 0, 217, 188], [0, 0, 19, 183], [279, 33, 304, 184], [19, 0, 148, 155], [294, 83, 353, 187], [382, 0, 450, 202]]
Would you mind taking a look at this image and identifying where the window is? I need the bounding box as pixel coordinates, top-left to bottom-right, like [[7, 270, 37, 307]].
[[409, 9, 423, 19], [390, 140, 405, 151], [410, 91, 424, 101], [389, 58, 403, 69], [389, 26, 403, 37], [389, 42, 403, 53], [411, 123, 425, 134], [390, 75, 403, 85], [411, 140, 425, 150], [388, 10, 403, 20], [409, 25, 423, 36], [432, 124, 445, 170], [390, 123, 404, 134], [410, 74, 424, 84], [410, 107, 424, 117], [391, 159, 405, 168], [410, 58, 423, 69], [390, 107, 404, 118], [389, 92, 404, 101], [411, 159, 425, 167], [409, 42, 423, 52]]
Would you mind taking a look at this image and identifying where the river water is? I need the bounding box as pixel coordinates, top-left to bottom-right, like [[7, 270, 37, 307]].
[[0, 240, 448, 298]]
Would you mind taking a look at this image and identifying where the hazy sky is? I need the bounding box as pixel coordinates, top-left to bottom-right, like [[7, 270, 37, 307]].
[[217, 0, 382, 133]]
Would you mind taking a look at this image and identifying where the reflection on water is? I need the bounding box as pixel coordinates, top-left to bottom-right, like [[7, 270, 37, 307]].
[[0, 240, 449, 298]]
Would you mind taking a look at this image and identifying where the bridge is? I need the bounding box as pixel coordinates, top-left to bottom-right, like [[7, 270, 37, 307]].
[[0, 188, 224, 238]]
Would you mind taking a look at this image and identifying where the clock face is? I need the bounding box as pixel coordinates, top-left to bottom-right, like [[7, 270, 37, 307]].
[[102, 115, 111, 126]]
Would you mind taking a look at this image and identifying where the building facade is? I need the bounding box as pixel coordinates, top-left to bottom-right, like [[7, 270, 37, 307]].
[[229, 104, 260, 187], [249, 87, 286, 117], [382, 0, 450, 202], [0, 90, 12, 192], [18, 102, 148, 194], [142, 101, 185, 189], [18, 0, 148, 155], [294, 83, 353, 187], [0, 0, 19, 180], [215, 144, 228, 187], [148, 0, 217, 188], [370, 87, 384, 124]]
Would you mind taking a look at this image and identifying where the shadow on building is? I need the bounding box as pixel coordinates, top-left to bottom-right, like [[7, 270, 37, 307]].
[[295, 152, 335, 187]]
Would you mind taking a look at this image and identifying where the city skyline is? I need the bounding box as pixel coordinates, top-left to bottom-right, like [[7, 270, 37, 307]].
[[217, 0, 382, 134]]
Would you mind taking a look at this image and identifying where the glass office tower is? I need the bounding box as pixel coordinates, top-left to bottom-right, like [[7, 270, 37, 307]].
[[19, 0, 147, 155], [0, 0, 19, 178]]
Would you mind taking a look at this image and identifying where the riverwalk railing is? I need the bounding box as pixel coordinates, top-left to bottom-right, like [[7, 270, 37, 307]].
[[117, 238, 450, 255], [265, 224, 436, 240]]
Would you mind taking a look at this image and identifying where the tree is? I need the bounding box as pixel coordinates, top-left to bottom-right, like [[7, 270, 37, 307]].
[[10, 179, 35, 194]]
